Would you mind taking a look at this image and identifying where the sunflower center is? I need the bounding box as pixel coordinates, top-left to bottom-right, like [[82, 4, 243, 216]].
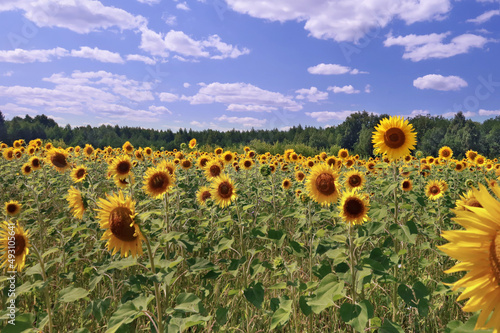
[[489, 233, 500, 282], [315, 173, 336, 196], [201, 191, 211, 201], [109, 207, 137, 242], [182, 160, 191, 168], [430, 186, 440, 195], [200, 158, 208, 167], [218, 181, 233, 199], [150, 172, 169, 190], [117, 161, 131, 174], [210, 165, 221, 177], [14, 234, 26, 256], [244, 161, 252, 168], [76, 169, 85, 178], [224, 154, 232, 162], [51, 153, 67, 168], [284, 181, 290, 187], [24, 165, 32, 173], [344, 198, 364, 217], [7, 204, 17, 214], [384, 128, 406, 149], [297, 173, 304, 181], [32, 158, 40, 167], [465, 198, 482, 208], [442, 150, 450, 157], [402, 181, 411, 189], [349, 175, 361, 187], [7, 151, 13, 158]]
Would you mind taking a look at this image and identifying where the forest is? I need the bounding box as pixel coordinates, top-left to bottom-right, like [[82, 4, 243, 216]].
[[1, 110, 500, 158]]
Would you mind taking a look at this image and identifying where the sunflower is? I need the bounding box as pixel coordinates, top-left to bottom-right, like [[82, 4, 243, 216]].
[[142, 166, 174, 198], [108, 155, 133, 180], [295, 170, 305, 182], [21, 163, 32, 175], [0, 221, 31, 272], [197, 156, 210, 169], [439, 185, 500, 332], [344, 170, 366, 190], [210, 175, 237, 208], [455, 190, 482, 211], [122, 141, 134, 154], [95, 191, 144, 258], [189, 138, 197, 149], [181, 159, 192, 170], [144, 147, 153, 157], [3, 148, 14, 161], [67, 186, 85, 219], [5, 201, 21, 216], [71, 165, 88, 183], [338, 189, 370, 225], [338, 149, 349, 160], [401, 179, 413, 192], [196, 186, 212, 206], [372, 116, 417, 160], [114, 174, 135, 189], [247, 150, 256, 159], [83, 144, 94, 157], [205, 159, 224, 180], [214, 147, 223, 155], [455, 162, 465, 172], [439, 146, 453, 160], [222, 151, 234, 165], [158, 160, 176, 176], [134, 150, 144, 161], [241, 158, 254, 170], [466, 150, 477, 162], [46, 148, 71, 173], [305, 163, 340, 206], [282, 178, 292, 190], [425, 180, 444, 200], [476, 155, 486, 166]]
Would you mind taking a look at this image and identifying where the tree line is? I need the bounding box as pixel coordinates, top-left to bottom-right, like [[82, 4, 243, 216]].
[[1, 110, 500, 158]]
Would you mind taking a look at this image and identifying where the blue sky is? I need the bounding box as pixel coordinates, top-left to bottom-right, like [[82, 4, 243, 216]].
[[0, 0, 499, 132]]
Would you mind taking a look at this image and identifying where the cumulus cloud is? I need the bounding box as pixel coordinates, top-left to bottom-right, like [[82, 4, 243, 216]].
[[186, 82, 302, 111], [479, 109, 500, 116], [215, 115, 267, 128], [413, 74, 468, 91], [306, 110, 363, 122], [227, 104, 278, 112], [176, 2, 190, 10], [384, 32, 491, 61], [442, 111, 477, 117], [0, 48, 68, 63], [307, 63, 367, 75], [183, 82, 190, 88], [408, 109, 430, 117], [364, 84, 371, 93], [137, 0, 161, 5], [295, 87, 329, 102], [149, 105, 172, 114], [327, 85, 360, 94], [158, 92, 179, 102], [70, 46, 124, 63], [467, 10, 500, 24], [223, 0, 451, 43], [126, 54, 156, 65]]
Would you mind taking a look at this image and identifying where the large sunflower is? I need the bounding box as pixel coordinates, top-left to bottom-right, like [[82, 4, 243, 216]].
[[305, 163, 340, 206], [455, 190, 483, 211], [108, 155, 133, 180], [0, 221, 31, 272], [142, 166, 174, 198], [372, 116, 417, 160], [46, 148, 71, 173], [338, 190, 370, 225], [95, 191, 144, 258], [67, 186, 85, 219], [439, 185, 500, 332], [205, 159, 224, 180], [210, 175, 237, 208]]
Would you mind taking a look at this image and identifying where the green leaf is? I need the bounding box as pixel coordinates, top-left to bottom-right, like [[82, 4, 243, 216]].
[[268, 282, 287, 290], [307, 273, 345, 314], [174, 293, 203, 314], [58, 287, 89, 303], [379, 319, 405, 333], [106, 295, 154, 333], [244, 282, 265, 309], [215, 237, 234, 253], [1, 313, 35, 332], [215, 307, 229, 326], [270, 299, 293, 329], [445, 313, 494, 333], [339, 300, 373, 332]]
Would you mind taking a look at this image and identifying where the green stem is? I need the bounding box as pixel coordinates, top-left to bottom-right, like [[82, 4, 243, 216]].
[[144, 235, 163, 333], [32, 245, 54, 333], [392, 163, 399, 322], [348, 223, 357, 305]]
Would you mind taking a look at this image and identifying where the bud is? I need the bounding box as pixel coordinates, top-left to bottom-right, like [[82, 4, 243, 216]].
[[260, 164, 271, 177], [465, 179, 474, 188]]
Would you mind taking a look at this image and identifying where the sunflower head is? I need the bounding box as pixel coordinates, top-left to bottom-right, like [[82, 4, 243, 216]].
[[372, 116, 417, 161], [189, 138, 197, 149], [338, 189, 370, 225], [71, 165, 88, 183], [67, 186, 85, 219], [0, 221, 31, 272], [205, 159, 224, 180], [122, 141, 134, 154], [210, 175, 237, 208], [109, 155, 133, 179], [338, 149, 349, 160], [242, 158, 254, 170], [345, 170, 366, 190], [196, 186, 212, 206], [46, 148, 71, 173], [425, 180, 444, 200], [5, 201, 21, 216], [21, 163, 32, 175], [438, 146, 453, 159], [143, 166, 174, 198], [401, 179, 413, 192], [306, 163, 340, 206], [282, 178, 292, 190], [181, 159, 192, 170]]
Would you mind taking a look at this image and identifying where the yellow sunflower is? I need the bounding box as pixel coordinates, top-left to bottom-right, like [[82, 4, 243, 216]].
[[241, 158, 254, 170], [455, 190, 482, 211], [67, 186, 85, 219], [210, 175, 237, 208], [21, 163, 32, 175], [282, 178, 292, 190], [438, 146, 453, 160], [425, 180, 444, 200], [372, 115, 417, 160], [344, 169, 366, 190], [2, 148, 14, 161], [197, 156, 210, 169], [83, 144, 94, 157], [180, 159, 192, 170], [338, 149, 349, 160], [305, 163, 340, 206], [5, 201, 21, 217], [295, 170, 306, 182], [196, 186, 212, 206], [28, 156, 42, 171], [122, 141, 134, 154], [189, 138, 197, 149], [46, 148, 71, 173], [466, 150, 477, 162], [108, 155, 133, 180], [0, 221, 31, 272], [114, 174, 135, 189], [439, 185, 500, 332], [142, 166, 174, 198], [222, 151, 234, 165], [338, 189, 370, 225], [95, 191, 144, 258], [71, 165, 88, 183], [401, 179, 413, 192], [205, 159, 224, 180]]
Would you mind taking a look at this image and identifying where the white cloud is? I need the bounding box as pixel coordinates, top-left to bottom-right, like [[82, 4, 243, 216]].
[[295, 87, 328, 102], [183, 82, 190, 88], [364, 84, 371, 93], [159, 92, 179, 102], [227, 104, 278, 112], [413, 74, 468, 91], [176, 2, 190, 10], [442, 111, 477, 117], [2, 71, 13, 77], [327, 85, 360, 94], [479, 109, 500, 116], [307, 63, 366, 75], [384, 32, 490, 61], [162, 13, 177, 25], [223, 0, 451, 43], [0, 48, 68, 63], [306, 110, 361, 122], [186, 82, 302, 111], [0, 103, 38, 116], [149, 105, 173, 114], [215, 115, 267, 128], [70, 46, 124, 63], [137, 0, 161, 5], [0, 0, 146, 34], [126, 54, 156, 65], [467, 10, 500, 24], [139, 28, 249, 59], [409, 109, 430, 117]]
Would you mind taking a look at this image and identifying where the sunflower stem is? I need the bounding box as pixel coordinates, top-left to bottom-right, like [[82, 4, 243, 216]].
[[348, 223, 357, 306], [144, 234, 163, 333], [392, 163, 400, 322], [31, 244, 54, 333]]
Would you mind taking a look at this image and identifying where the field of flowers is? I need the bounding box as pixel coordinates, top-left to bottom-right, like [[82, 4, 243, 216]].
[[1, 116, 500, 332]]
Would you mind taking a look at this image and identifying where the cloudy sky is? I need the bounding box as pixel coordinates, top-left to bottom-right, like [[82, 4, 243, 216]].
[[0, 0, 499, 131]]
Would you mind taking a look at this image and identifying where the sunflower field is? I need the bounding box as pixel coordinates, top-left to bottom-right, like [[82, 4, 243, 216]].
[[1, 116, 500, 332]]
